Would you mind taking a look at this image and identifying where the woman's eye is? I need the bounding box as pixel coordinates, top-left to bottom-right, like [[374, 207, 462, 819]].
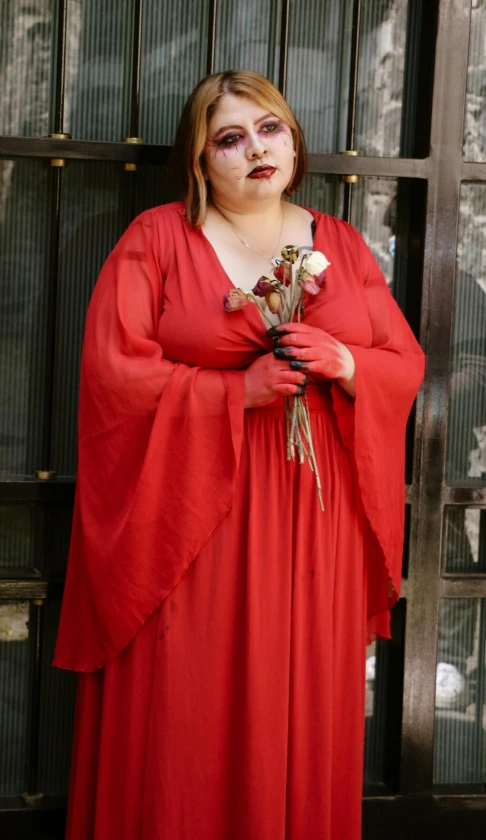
[[218, 134, 241, 147], [261, 122, 280, 133]]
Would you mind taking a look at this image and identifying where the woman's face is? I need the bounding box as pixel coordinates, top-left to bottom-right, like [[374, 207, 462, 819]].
[[203, 93, 296, 210]]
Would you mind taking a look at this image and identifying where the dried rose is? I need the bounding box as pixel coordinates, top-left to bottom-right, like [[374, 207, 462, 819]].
[[305, 250, 331, 277], [300, 275, 320, 295], [281, 245, 299, 263], [273, 261, 291, 286], [223, 288, 249, 312], [252, 276, 273, 297], [265, 290, 281, 314], [314, 270, 327, 287]]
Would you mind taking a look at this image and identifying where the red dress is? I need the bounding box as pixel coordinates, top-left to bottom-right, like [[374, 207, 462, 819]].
[[54, 202, 424, 839]]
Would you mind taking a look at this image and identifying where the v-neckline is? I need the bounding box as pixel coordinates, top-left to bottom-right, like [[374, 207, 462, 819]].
[[195, 205, 320, 291], [189, 205, 321, 332]]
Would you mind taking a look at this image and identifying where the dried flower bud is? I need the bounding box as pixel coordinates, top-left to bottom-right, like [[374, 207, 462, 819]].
[[273, 261, 291, 287], [300, 276, 320, 296], [223, 288, 249, 312], [314, 269, 327, 287], [305, 250, 330, 277], [281, 245, 299, 264], [252, 276, 273, 297], [265, 290, 281, 314]]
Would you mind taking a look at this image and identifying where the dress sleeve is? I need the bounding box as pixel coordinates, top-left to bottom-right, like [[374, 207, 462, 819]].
[[54, 210, 246, 672], [331, 229, 425, 641]]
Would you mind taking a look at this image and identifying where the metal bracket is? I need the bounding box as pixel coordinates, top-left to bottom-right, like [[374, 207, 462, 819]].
[[22, 792, 44, 807], [35, 470, 57, 480]]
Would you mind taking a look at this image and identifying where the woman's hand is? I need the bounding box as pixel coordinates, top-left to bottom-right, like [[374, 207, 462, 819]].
[[244, 352, 309, 408], [269, 323, 356, 398]]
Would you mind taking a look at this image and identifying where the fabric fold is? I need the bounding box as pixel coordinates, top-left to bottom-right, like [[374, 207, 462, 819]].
[[331, 228, 425, 640], [54, 211, 246, 671]]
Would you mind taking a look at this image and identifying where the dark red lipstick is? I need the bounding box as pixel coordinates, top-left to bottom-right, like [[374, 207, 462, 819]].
[[248, 165, 276, 179]]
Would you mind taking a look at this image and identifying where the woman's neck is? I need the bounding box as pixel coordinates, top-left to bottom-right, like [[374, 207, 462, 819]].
[[209, 196, 286, 239]]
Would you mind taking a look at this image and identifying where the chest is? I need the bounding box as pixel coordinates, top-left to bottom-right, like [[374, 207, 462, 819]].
[[157, 212, 374, 369], [201, 214, 314, 292]]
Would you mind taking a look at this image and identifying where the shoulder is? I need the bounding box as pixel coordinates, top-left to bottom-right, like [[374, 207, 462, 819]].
[[128, 200, 185, 233]]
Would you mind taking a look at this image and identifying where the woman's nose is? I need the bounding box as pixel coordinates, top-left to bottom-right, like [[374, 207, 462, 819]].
[[246, 132, 267, 159]]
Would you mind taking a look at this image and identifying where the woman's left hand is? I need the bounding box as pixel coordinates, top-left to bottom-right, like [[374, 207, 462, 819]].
[[270, 322, 356, 398]]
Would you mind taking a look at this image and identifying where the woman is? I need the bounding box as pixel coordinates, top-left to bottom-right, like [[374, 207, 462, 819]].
[[54, 70, 425, 839]]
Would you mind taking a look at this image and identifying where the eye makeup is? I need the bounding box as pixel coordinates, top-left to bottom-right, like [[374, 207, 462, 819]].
[[211, 119, 287, 150]]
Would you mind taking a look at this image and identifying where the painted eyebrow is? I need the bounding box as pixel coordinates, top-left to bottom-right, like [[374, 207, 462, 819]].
[[212, 113, 277, 138]]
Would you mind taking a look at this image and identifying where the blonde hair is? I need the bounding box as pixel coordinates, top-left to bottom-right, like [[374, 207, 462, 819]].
[[171, 70, 307, 226]]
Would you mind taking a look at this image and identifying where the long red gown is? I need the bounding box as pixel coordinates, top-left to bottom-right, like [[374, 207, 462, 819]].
[[54, 201, 425, 839]]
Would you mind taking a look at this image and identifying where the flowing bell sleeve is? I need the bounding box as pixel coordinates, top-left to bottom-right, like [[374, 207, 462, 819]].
[[53, 209, 246, 672], [331, 229, 425, 641]]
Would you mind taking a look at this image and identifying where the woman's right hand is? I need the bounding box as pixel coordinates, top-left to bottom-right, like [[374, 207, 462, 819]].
[[244, 352, 309, 408]]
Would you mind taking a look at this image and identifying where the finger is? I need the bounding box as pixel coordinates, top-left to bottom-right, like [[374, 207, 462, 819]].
[[274, 383, 307, 397], [276, 332, 321, 348], [275, 322, 321, 334], [276, 370, 309, 385], [275, 346, 321, 362]]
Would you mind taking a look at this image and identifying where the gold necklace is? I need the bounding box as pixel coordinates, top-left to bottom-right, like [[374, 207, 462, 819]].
[[218, 203, 285, 262]]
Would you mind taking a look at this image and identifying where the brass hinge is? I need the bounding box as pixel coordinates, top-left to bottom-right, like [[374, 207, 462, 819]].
[[124, 137, 144, 171], [49, 133, 72, 167], [339, 150, 360, 183]]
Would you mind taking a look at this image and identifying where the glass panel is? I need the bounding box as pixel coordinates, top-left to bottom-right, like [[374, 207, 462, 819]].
[[0, 506, 34, 571], [434, 598, 486, 790], [287, 0, 409, 156], [292, 173, 343, 218], [51, 164, 174, 478], [0, 601, 30, 795], [446, 184, 486, 484], [38, 601, 77, 794], [0, 159, 52, 479], [140, 1, 209, 145], [351, 177, 397, 287], [213, 0, 279, 81], [463, 0, 486, 161], [0, 1, 55, 136], [63, 0, 133, 141], [294, 175, 398, 287], [444, 507, 486, 574]]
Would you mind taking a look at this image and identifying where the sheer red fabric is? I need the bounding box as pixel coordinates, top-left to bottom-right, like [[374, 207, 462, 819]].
[[54, 202, 424, 839]]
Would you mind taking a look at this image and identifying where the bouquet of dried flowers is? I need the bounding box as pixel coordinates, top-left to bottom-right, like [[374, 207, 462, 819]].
[[223, 246, 330, 511]]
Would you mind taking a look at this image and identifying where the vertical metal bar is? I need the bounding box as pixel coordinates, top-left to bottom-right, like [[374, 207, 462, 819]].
[[129, 0, 144, 138], [266, 0, 279, 84], [474, 599, 486, 755], [53, 0, 69, 133], [41, 171, 63, 470], [25, 601, 45, 798], [400, 0, 471, 795], [277, 0, 290, 96], [206, 0, 218, 75], [342, 0, 363, 223], [345, 0, 363, 152]]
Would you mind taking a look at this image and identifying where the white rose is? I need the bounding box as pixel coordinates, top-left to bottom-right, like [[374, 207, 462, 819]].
[[305, 250, 331, 277]]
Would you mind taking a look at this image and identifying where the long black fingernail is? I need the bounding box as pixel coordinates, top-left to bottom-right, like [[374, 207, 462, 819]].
[[296, 386, 307, 396], [274, 347, 295, 360], [266, 326, 288, 338], [289, 360, 307, 371], [303, 376, 310, 386]]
